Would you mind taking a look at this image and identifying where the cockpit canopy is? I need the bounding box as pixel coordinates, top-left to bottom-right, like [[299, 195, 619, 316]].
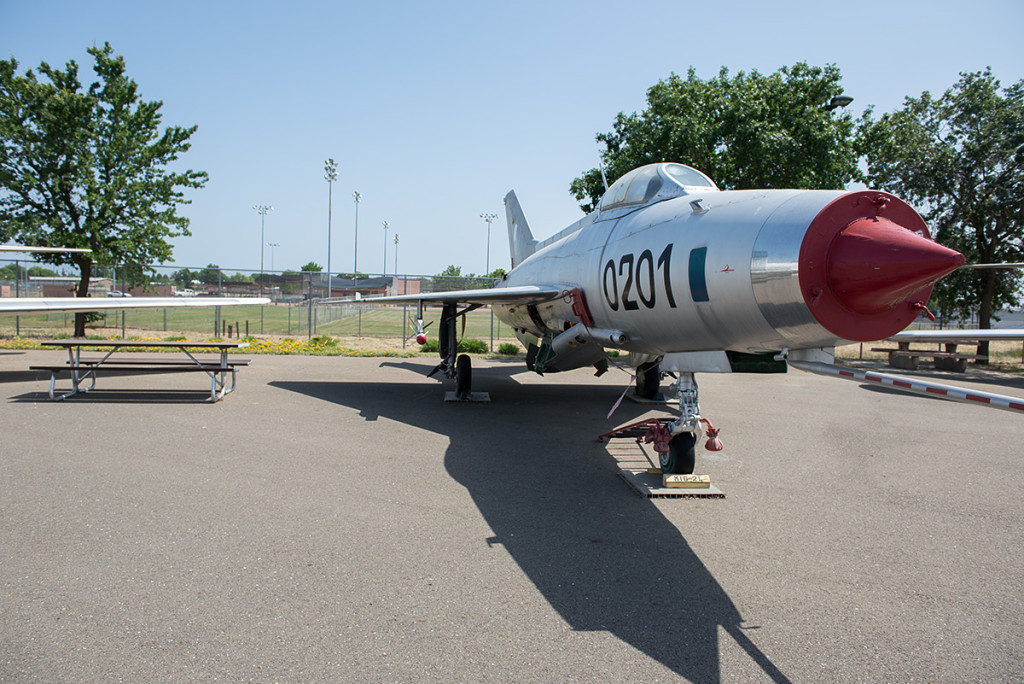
[[598, 163, 718, 217]]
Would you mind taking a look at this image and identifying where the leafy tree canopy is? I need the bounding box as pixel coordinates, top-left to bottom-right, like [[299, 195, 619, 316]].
[[198, 263, 221, 284], [436, 265, 463, 278], [570, 62, 859, 213], [171, 268, 195, 287], [858, 68, 1024, 337], [300, 261, 323, 272], [0, 43, 206, 332]]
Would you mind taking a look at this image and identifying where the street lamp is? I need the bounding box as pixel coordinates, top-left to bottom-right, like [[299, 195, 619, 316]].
[[382, 220, 390, 275], [824, 95, 854, 111], [267, 242, 280, 272], [352, 191, 362, 275], [324, 158, 338, 290]]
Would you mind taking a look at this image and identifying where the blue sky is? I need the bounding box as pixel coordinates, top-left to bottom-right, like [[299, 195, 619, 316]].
[[2, 0, 1022, 277]]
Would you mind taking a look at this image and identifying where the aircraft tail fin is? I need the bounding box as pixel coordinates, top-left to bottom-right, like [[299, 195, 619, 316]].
[[504, 190, 538, 269]]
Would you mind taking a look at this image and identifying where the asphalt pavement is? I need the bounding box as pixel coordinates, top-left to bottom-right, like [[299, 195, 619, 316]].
[[1, 350, 1022, 682]]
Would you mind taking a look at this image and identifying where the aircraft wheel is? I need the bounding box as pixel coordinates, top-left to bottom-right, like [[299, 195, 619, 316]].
[[455, 354, 472, 399], [635, 361, 660, 399], [660, 432, 696, 474]]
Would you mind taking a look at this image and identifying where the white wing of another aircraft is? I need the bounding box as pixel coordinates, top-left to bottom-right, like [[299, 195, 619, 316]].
[[0, 297, 270, 314], [1, 245, 270, 312], [893, 329, 1024, 342], [0, 246, 93, 254]]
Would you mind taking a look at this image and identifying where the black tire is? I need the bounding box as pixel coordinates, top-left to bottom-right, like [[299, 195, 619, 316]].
[[635, 361, 661, 399], [455, 354, 472, 399], [660, 432, 696, 474]]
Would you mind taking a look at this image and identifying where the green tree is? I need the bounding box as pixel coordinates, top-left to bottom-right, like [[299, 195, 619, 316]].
[[27, 265, 58, 277], [858, 69, 1024, 359], [171, 268, 195, 287], [0, 263, 25, 279], [433, 264, 479, 291], [299, 261, 323, 272], [570, 63, 859, 212], [198, 263, 221, 284], [0, 43, 207, 334]]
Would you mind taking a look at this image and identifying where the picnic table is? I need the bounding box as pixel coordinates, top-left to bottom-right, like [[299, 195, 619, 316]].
[[871, 333, 991, 372], [31, 339, 251, 401]]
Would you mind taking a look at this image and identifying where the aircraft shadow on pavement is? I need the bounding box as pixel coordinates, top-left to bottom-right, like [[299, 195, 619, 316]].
[[271, 363, 791, 683]]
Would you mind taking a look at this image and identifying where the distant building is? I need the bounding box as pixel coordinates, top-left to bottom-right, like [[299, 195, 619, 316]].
[[313, 276, 421, 299]]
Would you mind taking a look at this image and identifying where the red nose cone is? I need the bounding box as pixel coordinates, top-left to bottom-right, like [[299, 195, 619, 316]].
[[827, 217, 965, 315], [799, 191, 965, 342], [416, 333, 428, 346]]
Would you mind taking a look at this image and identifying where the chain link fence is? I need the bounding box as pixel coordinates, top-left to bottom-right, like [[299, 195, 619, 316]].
[[0, 259, 516, 349]]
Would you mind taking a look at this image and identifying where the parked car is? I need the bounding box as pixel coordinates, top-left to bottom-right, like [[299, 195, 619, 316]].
[[174, 288, 196, 297], [105, 291, 132, 297]]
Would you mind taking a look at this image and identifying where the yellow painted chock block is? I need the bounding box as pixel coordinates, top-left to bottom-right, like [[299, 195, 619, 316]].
[[662, 474, 711, 489]]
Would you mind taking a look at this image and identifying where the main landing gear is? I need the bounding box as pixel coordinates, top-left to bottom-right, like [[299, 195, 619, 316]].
[[424, 302, 482, 401]]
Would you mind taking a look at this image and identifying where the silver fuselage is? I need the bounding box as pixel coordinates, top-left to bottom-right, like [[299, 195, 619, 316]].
[[496, 189, 845, 356]]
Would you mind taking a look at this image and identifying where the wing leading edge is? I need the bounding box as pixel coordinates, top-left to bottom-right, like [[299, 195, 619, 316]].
[[344, 285, 565, 307]]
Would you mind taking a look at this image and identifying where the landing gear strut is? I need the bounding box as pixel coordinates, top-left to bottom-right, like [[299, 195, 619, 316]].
[[426, 302, 481, 400], [662, 372, 703, 475]]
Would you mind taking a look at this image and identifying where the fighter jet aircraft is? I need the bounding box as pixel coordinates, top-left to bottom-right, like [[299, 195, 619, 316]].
[[361, 162, 1014, 473]]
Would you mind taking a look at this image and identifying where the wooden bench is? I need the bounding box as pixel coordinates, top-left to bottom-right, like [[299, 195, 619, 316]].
[[34, 340, 251, 401]]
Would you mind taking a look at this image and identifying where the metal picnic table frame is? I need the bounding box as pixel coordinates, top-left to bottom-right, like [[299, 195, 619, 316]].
[[35, 339, 250, 402]]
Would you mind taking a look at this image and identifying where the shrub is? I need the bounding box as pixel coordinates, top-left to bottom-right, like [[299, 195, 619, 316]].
[[498, 342, 520, 356], [460, 338, 488, 354], [310, 335, 338, 347], [419, 338, 488, 354]]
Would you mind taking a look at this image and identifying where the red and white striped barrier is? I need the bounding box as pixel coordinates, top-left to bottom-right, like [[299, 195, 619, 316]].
[[789, 361, 1024, 414]]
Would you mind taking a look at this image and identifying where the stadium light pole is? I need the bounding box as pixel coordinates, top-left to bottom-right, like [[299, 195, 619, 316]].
[[480, 212, 497, 275], [394, 233, 405, 346], [253, 204, 273, 334], [382, 220, 390, 275], [393, 233, 400, 282], [267, 242, 280, 272], [352, 191, 362, 275], [253, 205, 273, 294], [324, 159, 338, 292], [481, 212, 498, 351]]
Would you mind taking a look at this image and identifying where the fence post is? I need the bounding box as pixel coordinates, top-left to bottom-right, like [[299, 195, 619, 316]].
[[14, 258, 20, 337]]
